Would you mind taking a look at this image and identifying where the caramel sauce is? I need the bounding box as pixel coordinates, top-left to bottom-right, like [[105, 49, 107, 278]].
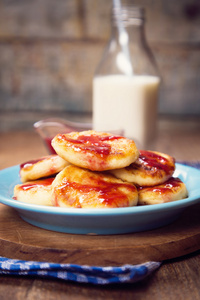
[[58, 134, 122, 156], [19, 177, 54, 191], [55, 178, 136, 208], [131, 150, 175, 174]]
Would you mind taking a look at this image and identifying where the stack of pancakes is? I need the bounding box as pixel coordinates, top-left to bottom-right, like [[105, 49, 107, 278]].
[[14, 130, 188, 208]]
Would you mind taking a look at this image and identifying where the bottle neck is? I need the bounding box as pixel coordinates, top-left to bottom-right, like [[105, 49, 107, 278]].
[[112, 6, 145, 27], [111, 6, 146, 45], [94, 5, 159, 77]]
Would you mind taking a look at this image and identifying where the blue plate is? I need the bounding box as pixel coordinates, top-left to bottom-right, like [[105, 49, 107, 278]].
[[0, 163, 200, 235]]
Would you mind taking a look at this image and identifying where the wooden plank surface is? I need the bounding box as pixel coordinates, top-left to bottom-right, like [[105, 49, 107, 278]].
[[0, 203, 200, 266]]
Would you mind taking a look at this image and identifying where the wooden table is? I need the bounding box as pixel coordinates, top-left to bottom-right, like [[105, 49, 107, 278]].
[[0, 117, 200, 300]]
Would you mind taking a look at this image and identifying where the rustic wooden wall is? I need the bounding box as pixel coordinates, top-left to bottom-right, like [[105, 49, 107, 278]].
[[0, 0, 199, 126]]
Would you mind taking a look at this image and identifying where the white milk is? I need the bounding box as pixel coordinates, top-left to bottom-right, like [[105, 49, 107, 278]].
[[93, 75, 160, 149]]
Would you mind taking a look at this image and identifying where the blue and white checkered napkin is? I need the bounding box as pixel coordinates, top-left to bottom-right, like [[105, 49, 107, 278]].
[[0, 257, 161, 285]]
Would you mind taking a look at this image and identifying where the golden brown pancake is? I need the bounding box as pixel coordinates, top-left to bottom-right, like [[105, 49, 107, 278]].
[[20, 154, 69, 183], [110, 150, 175, 186], [138, 177, 188, 205], [52, 165, 138, 208], [14, 177, 54, 206], [51, 130, 139, 171]]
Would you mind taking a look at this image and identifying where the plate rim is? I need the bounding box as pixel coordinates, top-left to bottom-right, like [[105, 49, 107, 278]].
[[0, 163, 200, 217]]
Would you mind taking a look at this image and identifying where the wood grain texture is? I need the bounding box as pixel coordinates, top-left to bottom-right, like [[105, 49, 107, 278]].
[[0, 203, 200, 266]]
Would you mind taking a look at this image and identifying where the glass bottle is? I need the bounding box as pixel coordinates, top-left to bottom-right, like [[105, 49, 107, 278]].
[[93, 5, 160, 149]]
